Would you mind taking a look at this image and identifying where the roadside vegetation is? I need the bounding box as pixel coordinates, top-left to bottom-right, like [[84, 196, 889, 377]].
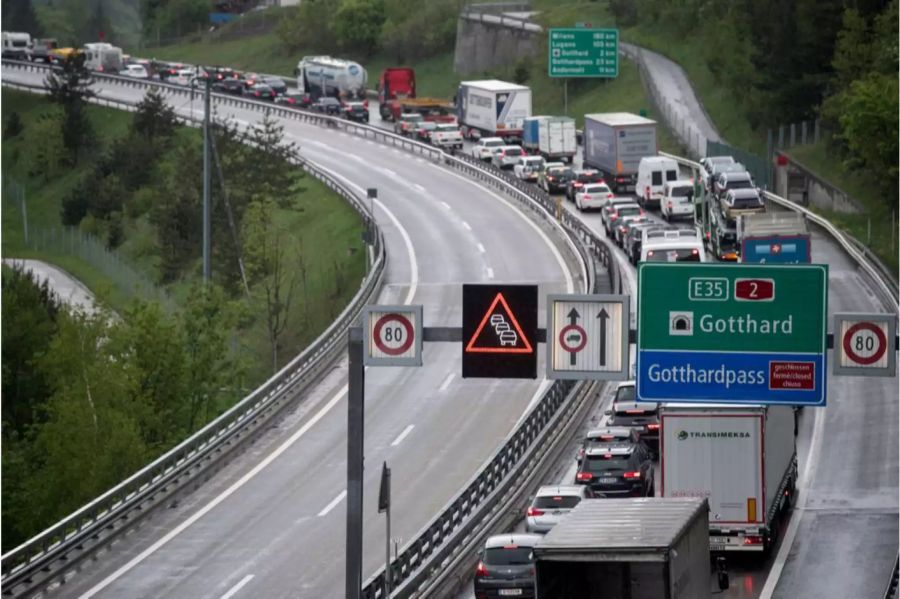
[[1, 56, 365, 551]]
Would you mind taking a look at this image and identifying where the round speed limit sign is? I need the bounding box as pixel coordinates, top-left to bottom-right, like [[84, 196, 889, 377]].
[[834, 313, 896, 377], [364, 305, 423, 366]]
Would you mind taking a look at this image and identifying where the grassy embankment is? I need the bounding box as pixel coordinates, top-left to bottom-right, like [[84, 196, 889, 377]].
[[1, 88, 366, 379]]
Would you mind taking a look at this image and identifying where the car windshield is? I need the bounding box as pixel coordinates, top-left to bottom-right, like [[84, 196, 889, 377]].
[[617, 206, 642, 217], [584, 455, 631, 473], [533, 495, 581, 509], [484, 546, 533, 566]]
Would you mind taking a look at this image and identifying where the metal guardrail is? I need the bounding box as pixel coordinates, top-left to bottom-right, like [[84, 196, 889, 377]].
[[884, 553, 899, 599]]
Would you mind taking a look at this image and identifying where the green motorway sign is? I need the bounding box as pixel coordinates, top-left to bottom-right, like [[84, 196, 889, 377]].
[[636, 263, 828, 406], [548, 28, 619, 78]]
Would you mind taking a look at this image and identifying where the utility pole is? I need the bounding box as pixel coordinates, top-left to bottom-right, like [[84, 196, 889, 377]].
[[201, 75, 212, 282]]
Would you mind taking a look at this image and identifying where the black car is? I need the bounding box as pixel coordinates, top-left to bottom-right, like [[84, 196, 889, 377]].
[[312, 97, 343, 115], [260, 76, 287, 95], [565, 169, 605, 201], [474, 534, 541, 599], [626, 223, 656, 265], [212, 78, 245, 95], [343, 101, 369, 122], [606, 382, 660, 456], [576, 426, 647, 464], [153, 61, 184, 81], [575, 442, 654, 497], [543, 166, 575, 194], [275, 93, 313, 109], [243, 84, 276, 100]]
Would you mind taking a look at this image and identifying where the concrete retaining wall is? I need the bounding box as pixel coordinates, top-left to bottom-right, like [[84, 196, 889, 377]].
[[773, 151, 864, 214], [454, 12, 541, 75]]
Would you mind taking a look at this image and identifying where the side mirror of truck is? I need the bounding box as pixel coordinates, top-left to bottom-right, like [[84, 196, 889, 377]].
[[716, 556, 729, 591]]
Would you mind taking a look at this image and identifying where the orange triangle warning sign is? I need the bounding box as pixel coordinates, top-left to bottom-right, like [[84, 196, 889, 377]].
[[465, 293, 534, 354]]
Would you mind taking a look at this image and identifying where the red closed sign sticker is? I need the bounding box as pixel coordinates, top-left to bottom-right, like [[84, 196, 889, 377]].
[[734, 278, 774, 301]]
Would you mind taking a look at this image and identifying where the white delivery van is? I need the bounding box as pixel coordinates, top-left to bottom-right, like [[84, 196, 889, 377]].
[[637, 156, 679, 208], [660, 180, 696, 221]]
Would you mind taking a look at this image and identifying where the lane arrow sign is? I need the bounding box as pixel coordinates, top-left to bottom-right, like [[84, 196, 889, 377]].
[[567, 308, 580, 365], [597, 308, 609, 366]]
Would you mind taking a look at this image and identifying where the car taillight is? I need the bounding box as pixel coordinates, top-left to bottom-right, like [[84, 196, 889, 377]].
[[526, 507, 545, 517], [576, 471, 593, 481], [98, 66, 104, 72], [647, 250, 654, 257], [573, 182, 583, 187], [610, 214, 618, 220], [475, 561, 488, 577], [577, 447, 585, 458], [647, 423, 660, 431], [667, 202, 673, 209], [692, 248, 699, 255], [623, 471, 641, 480], [583, 194, 591, 200], [743, 535, 763, 545], [619, 225, 627, 232], [607, 193, 614, 199], [255, 92, 260, 97], [645, 186, 650, 195]]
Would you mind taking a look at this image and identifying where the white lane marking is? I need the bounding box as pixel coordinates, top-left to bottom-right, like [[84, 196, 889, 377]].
[[303, 159, 419, 305], [317, 489, 347, 517], [486, 267, 495, 279], [440, 201, 452, 210], [759, 405, 826, 598], [390, 424, 415, 447], [412, 183, 426, 193], [79, 384, 349, 598], [477, 243, 486, 253], [221, 574, 254, 599], [461, 221, 472, 231], [435, 167, 575, 293], [378, 166, 398, 178], [438, 372, 456, 392]]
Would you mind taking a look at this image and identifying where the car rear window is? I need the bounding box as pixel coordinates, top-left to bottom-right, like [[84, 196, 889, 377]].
[[617, 206, 642, 217], [670, 186, 693, 198], [584, 455, 631, 472], [645, 248, 701, 262], [728, 180, 753, 190], [484, 546, 533, 565], [732, 196, 763, 209], [533, 495, 582, 509], [578, 172, 602, 183], [506, 148, 523, 156], [651, 171, 663, 186], [615, 386, 636, 402]]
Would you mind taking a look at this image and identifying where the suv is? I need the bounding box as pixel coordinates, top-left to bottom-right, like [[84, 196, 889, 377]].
[[565, 169, 604, 201], [525, 485, 592, 533], [604, 203, 643, 236], [575, 442, 654, 497], [720, 187, 764, 219], [212, 78, 245, 94], [474, 534, 541, 599], [575, 182, 613, 212], [661, 180, 695, 222], [514, 156, 545, 182], [577, 426, 646, 464], [606, 381, 660, 455], [343, 101, 369, 123], [543, 165, 574, 194], [492, 145, 525, 170], [394, 113, 424, 136], [472, 137, 505, 161], [714, 170, 755, 202]]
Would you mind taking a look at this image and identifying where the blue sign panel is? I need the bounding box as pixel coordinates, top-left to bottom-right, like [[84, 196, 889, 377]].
[[741, 235, 811, 264]]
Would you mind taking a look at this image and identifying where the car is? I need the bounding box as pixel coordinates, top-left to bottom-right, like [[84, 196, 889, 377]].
[[575, 182, 614, 212], [604, 202, 644, 236], [201, 66, 237, 81], [699, 155, 735, 191], [343, 101, 370, 122], [575, 441, 654, 497], [641, 235, 706, 263], [542, 165, 574, 194], [492, 145, 525, 170], [525, 485, 592, 533], [429, 123, 464, 150], [120, 64, 149, 79], [472, 137, 505, 161], [625, 222, 657, 265], [513, 156, 545, 182], [613, 215, 650, 248], [274, 92, 313, 108], [212, 77, 245, 95], [606, 383, 660, 456], [636, 156, 679, 208], [661, 180, 695, 221], [720, 187, 764, 219], [598, 196, 636, 230], [260, 76, 287, 95], [244, 83, 276, 100], [414, 121, 438, 143], [714, 170, 755, 202], [565, 169, 604, 201], [171, 68, 196, 86], [394, 112, 424, 136], [708, 161, 747, 194], [576, 426, 646, 464], [153, 61, 185, 81], [473, 534, 541, 599], [311, 96, 343, 115]]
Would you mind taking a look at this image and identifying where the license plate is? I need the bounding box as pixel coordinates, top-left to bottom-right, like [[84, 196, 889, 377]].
[[499, 590, 523, 596], [710, 544, 726, 551], [599, 477, 617, 484]]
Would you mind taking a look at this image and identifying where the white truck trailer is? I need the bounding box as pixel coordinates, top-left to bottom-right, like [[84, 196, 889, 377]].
[[295, 55, 367, 100], [456, 79, 532, 141], [522, 115, 577, 162], [660, 403, 797, 554], [583, 112, 658, 194]]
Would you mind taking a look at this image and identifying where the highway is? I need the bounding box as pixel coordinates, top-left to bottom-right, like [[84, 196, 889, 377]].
[[2, 67, 582, 598]]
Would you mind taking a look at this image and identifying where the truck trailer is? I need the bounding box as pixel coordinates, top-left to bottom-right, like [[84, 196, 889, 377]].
[[295, 55, 367, 100], [522, 116, 577, 162], [738, 211, 811, 264], [583, 112, 658, 194], [456, 79, 532, 141], [660, 403, 797, 554], [534, 497, 713, 599], [2, 31, 31, 60]]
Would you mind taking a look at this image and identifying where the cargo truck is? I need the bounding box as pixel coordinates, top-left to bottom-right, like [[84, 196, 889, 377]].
[[377, 67, 415, 120], [456, 80, 532, 141], [660, 403, 797, 554], [583, 113, 658, 194], [295, 55, 367, 100], [738, 211, 811, 264], [522, 116, 577, 163], [534, 498, 716, 599]]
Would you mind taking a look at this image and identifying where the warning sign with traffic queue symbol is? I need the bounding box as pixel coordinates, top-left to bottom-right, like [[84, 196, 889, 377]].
[[363, 305, 424, 366], [546, 294, 630, 380], [833, 312, 896, 377], [463, 284, 538, 378]]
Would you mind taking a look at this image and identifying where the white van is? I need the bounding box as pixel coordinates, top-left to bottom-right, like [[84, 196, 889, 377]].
[[660, 180, 695, 221], [83, 42, 123, 73], [640, 230, 707, 263], [636, 156, 679, 208]]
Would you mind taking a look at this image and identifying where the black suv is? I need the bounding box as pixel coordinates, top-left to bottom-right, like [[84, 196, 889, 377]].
[[543, 166, 575, 194], [212, 78, 245, 95], [474, 534, 541, 599], [576, 426, 647, 464], [565, 169, 605, 201], [575, 442, 654, 497], [606, 381, 660, 456]]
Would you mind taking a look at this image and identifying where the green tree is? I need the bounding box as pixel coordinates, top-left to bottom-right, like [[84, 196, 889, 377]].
[[132, 88, 178, 142], [44, 52, 96, 163], [276, 0, 333, 52], [3, 111, 24, 139], [380, 0, 456, 62], [24, 107, 66, 180], [830, 8, 873, 89], [2, 0, 43, 37], [333, 0, 385, 55], [152, 139, 203, 282]]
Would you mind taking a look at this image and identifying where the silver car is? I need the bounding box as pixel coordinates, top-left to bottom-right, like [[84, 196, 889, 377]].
[[525, 485, 591, 533]]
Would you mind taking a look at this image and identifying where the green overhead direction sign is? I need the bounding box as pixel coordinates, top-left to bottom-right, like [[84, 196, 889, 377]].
[[548, 28, 619, 78]]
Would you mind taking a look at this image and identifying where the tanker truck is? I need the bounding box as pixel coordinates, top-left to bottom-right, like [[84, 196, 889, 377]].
[[295, 55, 367, 100]]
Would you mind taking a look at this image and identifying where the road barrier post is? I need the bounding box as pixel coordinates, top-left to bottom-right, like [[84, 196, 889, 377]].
[[346, 327, 365, 599]]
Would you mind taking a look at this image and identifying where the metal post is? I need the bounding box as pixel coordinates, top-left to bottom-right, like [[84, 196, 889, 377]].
[[563, 79, 568, 117], [20, 185, 28, 244], [202, 76, 212, 283], [892, 210, 896, 252], [346, 327, 365, 599], [867, 217, 872, 245], [385, 503, 391, 596]]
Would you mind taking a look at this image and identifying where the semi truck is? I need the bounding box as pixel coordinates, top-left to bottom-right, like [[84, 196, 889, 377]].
[[522, 116, 577, 163], [583, 113, 657, 194], [377, 67, 415, 120], [295, 55, 367, 100], [456, 79, 532, 141], [660, 403, 797, 555], [738, 211, 811, 264], [533, 498, 716, 599], [384, 97, 456, 123]]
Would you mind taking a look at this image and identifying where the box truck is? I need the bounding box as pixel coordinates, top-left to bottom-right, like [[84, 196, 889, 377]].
[[456, 80, 532, 141], [660, 403, 797, 554], [522, 116, 577, 163], [583, 112, 658, 194], [738, 211, 811, 264], [534, 498, 715, 599]]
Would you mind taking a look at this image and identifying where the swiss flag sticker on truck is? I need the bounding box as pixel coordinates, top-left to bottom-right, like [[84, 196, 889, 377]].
[[734, 278, 774, 301]]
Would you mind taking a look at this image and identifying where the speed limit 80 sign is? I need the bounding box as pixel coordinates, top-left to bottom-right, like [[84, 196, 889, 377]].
[[833, 313, 896, 377], [363, 305, 424, 366]]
